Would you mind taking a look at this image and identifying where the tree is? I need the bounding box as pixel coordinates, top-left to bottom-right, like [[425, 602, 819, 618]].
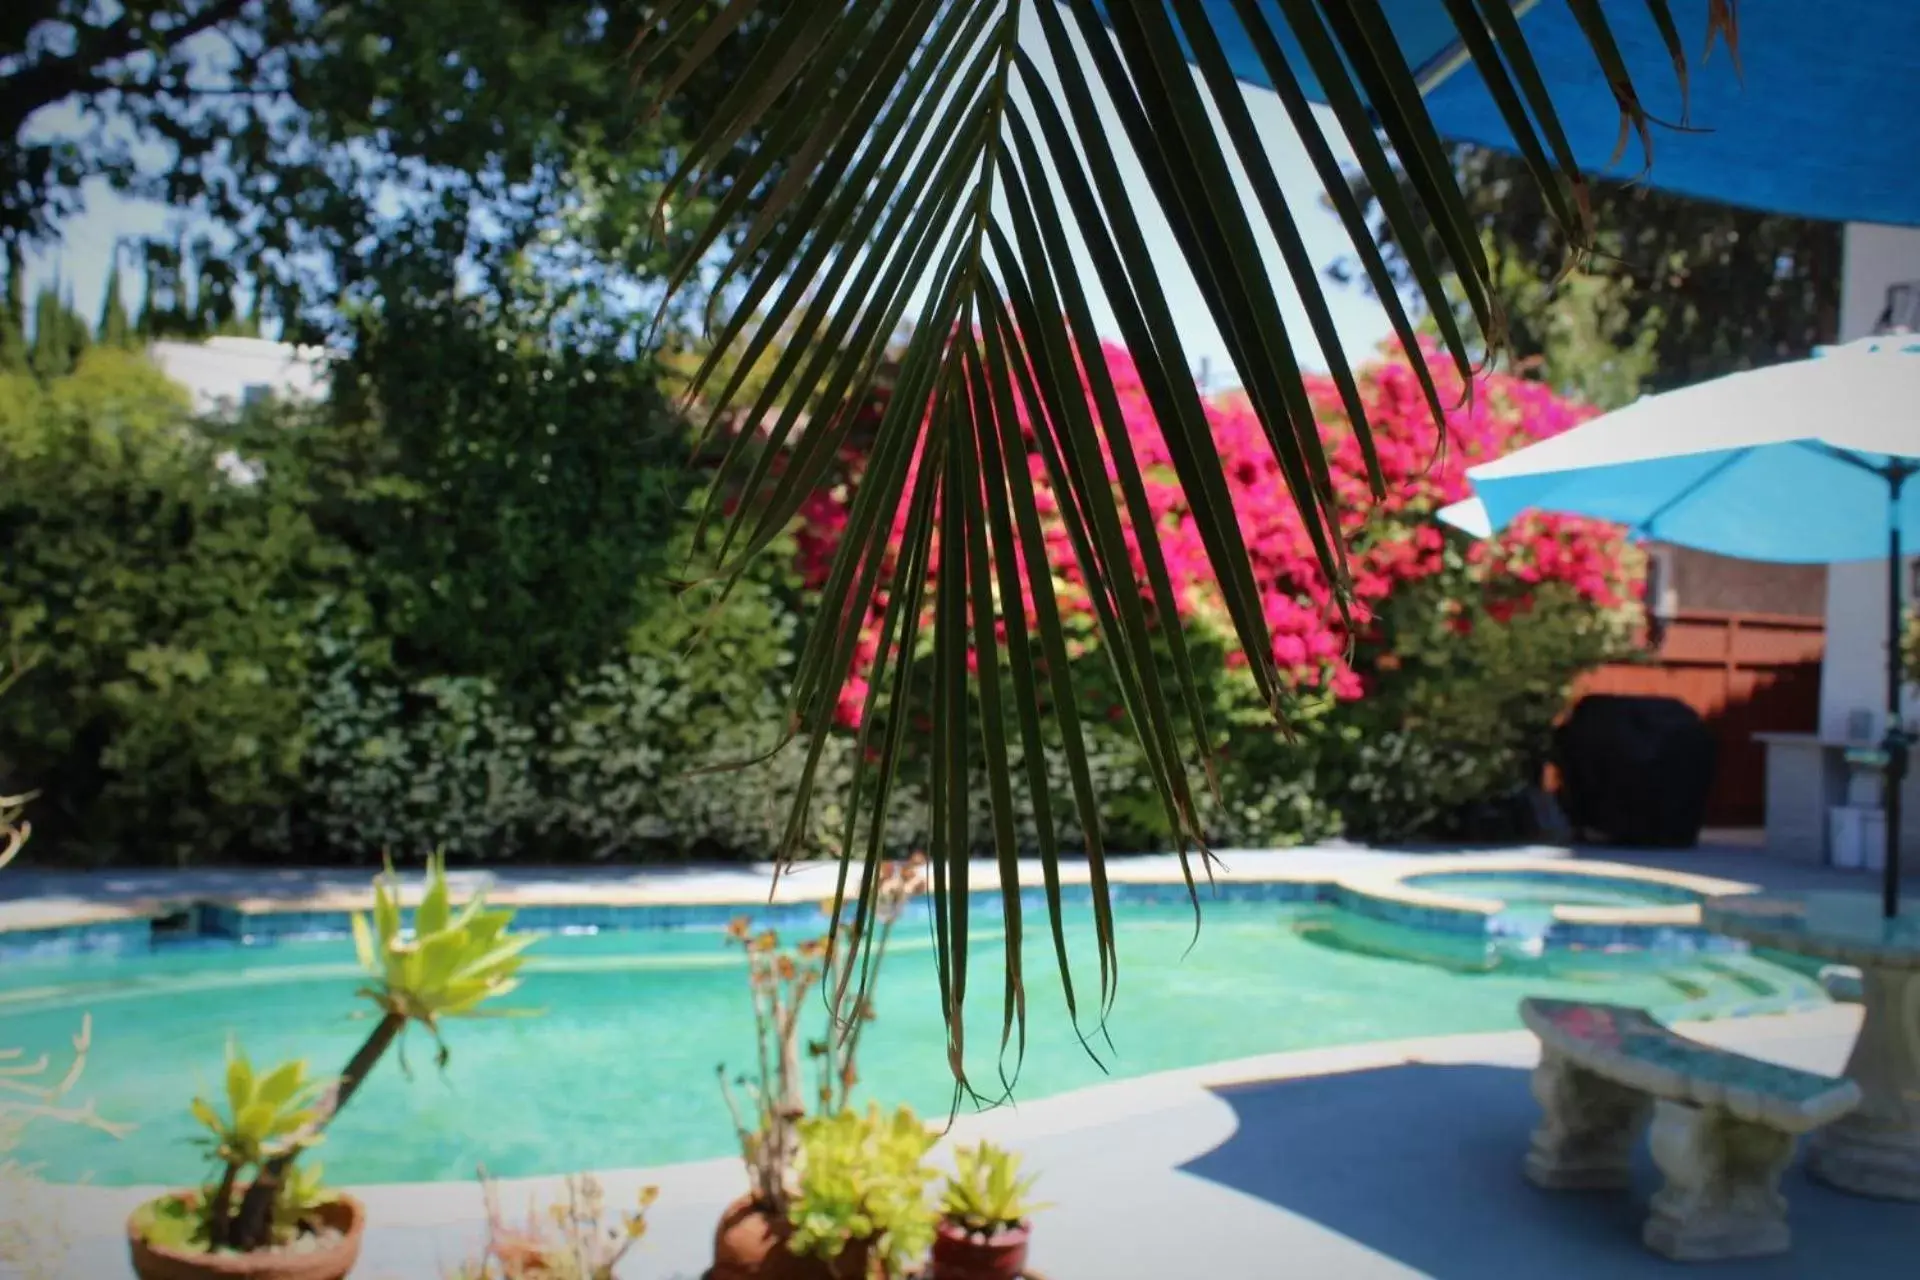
[[96, 261, 132, 347], [309, 278, 697, 704], [26, 284, 87, 380], [0, 247, 24, 373], [636, 1, 1726, 1082], [1330, 145, 1843, 408]]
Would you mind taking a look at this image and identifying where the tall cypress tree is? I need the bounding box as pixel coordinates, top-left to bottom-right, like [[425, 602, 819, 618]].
[[98, 262, 133, 347], [0, 245, 25, 373], [28, 284, 89, 379]]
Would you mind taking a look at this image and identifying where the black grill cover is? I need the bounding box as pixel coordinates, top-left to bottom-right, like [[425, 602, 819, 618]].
[[1553, 695, 1717, 848]]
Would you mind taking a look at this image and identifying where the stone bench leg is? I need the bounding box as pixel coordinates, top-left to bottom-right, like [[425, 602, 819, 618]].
[[1525, 1048, 1652, 1189], [1643, 1100, 1795, 1261]]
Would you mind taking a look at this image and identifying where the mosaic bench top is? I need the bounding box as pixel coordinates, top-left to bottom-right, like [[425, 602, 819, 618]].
[[1520, 997, 1860, 1134]]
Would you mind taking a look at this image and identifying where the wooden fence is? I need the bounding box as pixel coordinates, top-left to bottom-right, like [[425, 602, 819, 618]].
[[1565, 609, 1825, 828]]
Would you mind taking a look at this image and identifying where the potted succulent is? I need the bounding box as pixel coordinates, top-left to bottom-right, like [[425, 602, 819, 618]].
[[930, 1142, 1044, 1280], [126, 853, 530, 1279], [785, 1105, 937, 1280], [129, 1047, 360, 1280], [711, 857, 926, 1280]]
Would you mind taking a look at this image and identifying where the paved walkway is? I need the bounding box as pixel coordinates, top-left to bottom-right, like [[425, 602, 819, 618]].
[[25, 1005, 1912, 1279]]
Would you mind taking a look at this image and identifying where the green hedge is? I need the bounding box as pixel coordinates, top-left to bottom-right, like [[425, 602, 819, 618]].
[[1, 351, 1633, 866], [0, 351, 323, 862]]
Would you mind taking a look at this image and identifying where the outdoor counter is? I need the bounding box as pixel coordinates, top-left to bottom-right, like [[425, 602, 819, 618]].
[[1757, 732, 1920, 867]]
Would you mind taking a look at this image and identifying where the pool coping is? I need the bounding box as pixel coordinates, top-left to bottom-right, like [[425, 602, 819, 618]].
[[0, 849, 1764, 959], [0, 851, 1362, 941], [1334, 854, 1759, 935]]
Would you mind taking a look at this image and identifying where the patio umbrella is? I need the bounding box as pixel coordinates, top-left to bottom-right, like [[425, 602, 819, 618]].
[[1191, 1, 1920, 225], [1437, 336, 1920, 916]]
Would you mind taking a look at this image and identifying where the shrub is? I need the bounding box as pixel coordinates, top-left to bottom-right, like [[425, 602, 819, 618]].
[[0, 351, 325, 863], [544, 566, 818, 858], [790, 339, 1641, 849], [301, 639, 541, 862]]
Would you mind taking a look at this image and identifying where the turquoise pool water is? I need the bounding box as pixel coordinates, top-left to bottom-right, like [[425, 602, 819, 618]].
[[2, 900, 1824, 1186], [1398, 872, 1691, 910]]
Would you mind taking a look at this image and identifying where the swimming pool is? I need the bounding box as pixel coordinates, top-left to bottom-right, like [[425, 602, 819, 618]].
[[3, 898, 1825, 1186]]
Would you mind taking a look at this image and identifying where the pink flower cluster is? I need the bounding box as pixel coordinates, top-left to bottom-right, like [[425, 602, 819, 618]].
[[797, 338, 1637, 728]]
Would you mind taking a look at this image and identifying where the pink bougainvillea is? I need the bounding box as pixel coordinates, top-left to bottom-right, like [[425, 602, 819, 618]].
[[798, 337, 1638, 729]]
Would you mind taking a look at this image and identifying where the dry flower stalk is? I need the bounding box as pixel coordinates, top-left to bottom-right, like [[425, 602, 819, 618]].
[[718, 855, 927, 1214]]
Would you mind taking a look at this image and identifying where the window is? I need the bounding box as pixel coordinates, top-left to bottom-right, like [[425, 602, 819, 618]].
[[241, 383, 271, 408]]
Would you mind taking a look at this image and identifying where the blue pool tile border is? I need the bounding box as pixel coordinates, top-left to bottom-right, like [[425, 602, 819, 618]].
[[180, 880, 1338, 946], [0, 917, 153, 960], [0, 872, 1736, 959]]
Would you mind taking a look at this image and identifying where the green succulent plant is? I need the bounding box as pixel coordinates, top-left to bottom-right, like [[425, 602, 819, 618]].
[[787, 1105, 937, 1275], [189, 1042, 328, 1170], [940, 1142, 1046, 1234], [351, 849, 533, 1038], [134, 1043, 336, 1253], [202, 852, 531, 1252], [271, 1161, 335, 1242]]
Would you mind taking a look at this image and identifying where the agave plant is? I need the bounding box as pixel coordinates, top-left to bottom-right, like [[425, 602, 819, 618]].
[[633, 2, 1723, 1085], [224, 852, 530, 1249]]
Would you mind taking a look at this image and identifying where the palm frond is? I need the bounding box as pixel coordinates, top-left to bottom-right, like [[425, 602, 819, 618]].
[[638, 0, 1713, 1092]]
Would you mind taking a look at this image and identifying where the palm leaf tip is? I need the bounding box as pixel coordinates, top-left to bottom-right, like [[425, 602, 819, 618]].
[[632, 0, 1709, 1081]]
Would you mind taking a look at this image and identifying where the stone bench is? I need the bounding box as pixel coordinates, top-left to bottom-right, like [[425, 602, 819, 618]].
[[1519, 997, 1860, 1262]]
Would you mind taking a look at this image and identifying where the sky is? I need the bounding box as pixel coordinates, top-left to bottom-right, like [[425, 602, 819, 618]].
[[22, 9, 1398, 385]]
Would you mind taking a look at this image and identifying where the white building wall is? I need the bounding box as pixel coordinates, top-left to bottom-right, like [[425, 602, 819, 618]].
[[1815, 223, 1920, 743], [147, 337, 330, 415]]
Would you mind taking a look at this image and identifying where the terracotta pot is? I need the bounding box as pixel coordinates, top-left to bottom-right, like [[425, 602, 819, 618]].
[[710, 1195, 875, 1280], [127, 1192, 365, 1280], [929, 1218, 1029, 1280]]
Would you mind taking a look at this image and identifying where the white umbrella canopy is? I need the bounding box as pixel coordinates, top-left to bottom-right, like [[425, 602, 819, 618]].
[[1439, 337, 1920, 562], [1437, 336, 1920, 917]]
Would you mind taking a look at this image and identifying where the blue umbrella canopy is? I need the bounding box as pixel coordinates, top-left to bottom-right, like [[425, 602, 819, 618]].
[[1195, 1, 1920, 226], [1439, 337, 1920, 917]]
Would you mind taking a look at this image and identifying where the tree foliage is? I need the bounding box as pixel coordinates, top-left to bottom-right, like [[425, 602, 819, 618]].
[[7, 0, 783, 339], [0, 349, 327, 862], [96, 262, 133, 347], [25, 284, 88, 379], [1332, 145, 1844, 408], [315, 289, 694, 701], [796, 339, 1639, 847]]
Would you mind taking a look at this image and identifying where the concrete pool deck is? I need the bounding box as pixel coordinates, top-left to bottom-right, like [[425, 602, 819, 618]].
[[0, 836, 1880, 935], [21, 1003, 1914, 1279]]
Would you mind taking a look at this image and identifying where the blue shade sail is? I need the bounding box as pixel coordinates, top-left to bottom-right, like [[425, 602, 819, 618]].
[[1169, 1, 1920, 226]]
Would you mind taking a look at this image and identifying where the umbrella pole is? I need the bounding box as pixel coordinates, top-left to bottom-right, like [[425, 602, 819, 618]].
[[1886, 467, 1910, 920]]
